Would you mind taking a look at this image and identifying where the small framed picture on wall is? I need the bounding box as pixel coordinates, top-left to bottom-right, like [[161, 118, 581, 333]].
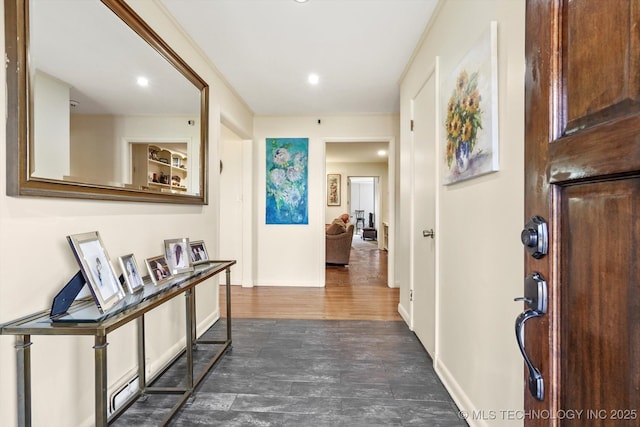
[[327, 174, 341, 206]]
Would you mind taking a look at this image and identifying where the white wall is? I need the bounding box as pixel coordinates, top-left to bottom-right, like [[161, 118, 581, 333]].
[[253, 114, 398, 286], [70, 114, 202, 190], [399, 1, 525, 426], [0, 1, 253, 425], [33, 70, 71, 179], [219, 124, 245, 284]]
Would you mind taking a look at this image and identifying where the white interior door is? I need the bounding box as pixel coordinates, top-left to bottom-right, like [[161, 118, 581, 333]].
[[410, 63, 437, 356]]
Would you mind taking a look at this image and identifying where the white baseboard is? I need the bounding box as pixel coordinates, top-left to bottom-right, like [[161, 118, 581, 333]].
[[435, 358, 488, 427], [397, 302, 411, 329], [254, 281, 324, 287], [197, 309, 220, 337]]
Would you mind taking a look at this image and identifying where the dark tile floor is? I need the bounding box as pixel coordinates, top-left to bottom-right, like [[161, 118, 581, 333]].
[[112, 319, 467, 426]]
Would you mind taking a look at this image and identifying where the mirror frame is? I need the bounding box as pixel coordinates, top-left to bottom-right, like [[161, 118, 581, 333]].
[[4, 0, 209, 204]]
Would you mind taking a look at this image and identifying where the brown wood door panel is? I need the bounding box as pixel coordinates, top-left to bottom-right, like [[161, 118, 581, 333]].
[[550, 114, 640, 183], [525, 0, 640, 425], [561, 180, 640, 425], [564, 0, 640, 133]]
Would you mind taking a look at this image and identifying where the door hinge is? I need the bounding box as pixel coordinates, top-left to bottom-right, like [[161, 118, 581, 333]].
[[409, 289, 414, 301], [410, 119, 414, 131]]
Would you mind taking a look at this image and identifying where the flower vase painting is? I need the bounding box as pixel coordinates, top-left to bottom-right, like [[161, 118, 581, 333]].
[[266, 138, 309, 224], [443, 21, 499, 185]]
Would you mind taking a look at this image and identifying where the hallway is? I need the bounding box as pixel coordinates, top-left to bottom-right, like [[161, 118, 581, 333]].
[[112, 242, 466, 426], [221, 237, 400, 321]]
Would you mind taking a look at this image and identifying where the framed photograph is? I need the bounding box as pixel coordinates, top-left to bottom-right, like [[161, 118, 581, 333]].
[[118, 254, 145, 294], [327, 173, 341, 206], [67, 231, 125, 313], [189, 240, 210, 265], [145, 255, 173, 286], [164, 238, 193, 274]]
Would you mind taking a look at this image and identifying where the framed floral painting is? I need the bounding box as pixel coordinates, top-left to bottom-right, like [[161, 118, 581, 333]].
[[265, 138, 309, 224], [442, 21, 499, 185], [327, 174, 341, 206]]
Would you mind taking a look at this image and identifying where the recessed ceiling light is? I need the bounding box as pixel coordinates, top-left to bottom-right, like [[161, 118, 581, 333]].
[[137, 76, 149, 87], [308, 73, 319, 85], [377, 150, 387, 156], [294, 0, 308, 3]]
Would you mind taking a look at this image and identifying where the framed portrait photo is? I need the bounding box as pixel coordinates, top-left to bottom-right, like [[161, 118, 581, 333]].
[[164, 238, 193, 274], [118, 254, 145, 294], [189, 240, 209, 265], [145, 255, 173, 286], [67, 231, 125, 313]]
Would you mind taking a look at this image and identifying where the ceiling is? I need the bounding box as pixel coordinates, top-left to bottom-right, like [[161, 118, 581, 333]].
[[160, 0, 439, 116], [325, 141, 389, 163], [29, 0, 438, 164]]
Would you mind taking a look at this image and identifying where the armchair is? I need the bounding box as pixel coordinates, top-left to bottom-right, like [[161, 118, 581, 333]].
[[326, 224, 355, 265]]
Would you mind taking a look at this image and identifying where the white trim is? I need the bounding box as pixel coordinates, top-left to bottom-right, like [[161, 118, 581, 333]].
[[435, 358, 488, 427], [398, 302, 411, 327]]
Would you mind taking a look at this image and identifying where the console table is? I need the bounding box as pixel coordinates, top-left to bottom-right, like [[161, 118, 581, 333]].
[[0, 260, 235, 427]]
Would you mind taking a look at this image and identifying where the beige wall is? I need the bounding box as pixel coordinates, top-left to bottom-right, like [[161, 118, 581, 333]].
[[0, 1, 253, 425], [219, 125, 245, 285], [399, 0, 525, 426], [253, 114, 398, 287]]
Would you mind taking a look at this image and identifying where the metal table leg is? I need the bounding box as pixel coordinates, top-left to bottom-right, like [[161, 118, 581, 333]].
[[15, 335, 32, 427], [185, 289, 194, 389], [137, 316, 146, 393], [94, 335, 108, 427], [226, 267, 232, 341]]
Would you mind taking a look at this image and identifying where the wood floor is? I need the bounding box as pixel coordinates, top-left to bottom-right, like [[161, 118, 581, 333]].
[[219, 236, 401, 321]]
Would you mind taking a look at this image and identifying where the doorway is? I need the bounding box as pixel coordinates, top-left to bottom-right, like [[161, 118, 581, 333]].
[[348, 176, 379, 236], [324, 139, 394, 288]]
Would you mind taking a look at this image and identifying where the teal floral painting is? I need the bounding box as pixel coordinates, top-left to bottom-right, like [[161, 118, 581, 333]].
[[266, 138, 309, 224]]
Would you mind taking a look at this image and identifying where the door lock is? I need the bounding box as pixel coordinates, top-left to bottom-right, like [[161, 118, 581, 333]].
[[521, 216, 548, 259], [514, 272, 547, 314], [514, 272, 548, 401]]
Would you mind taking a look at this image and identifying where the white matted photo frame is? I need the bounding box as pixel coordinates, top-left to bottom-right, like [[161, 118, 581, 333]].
[[189, 240, 209, 265], [145, 255, 173, 286], [118, 254, 145, 294], [67, 231, 125, 313], [164, 238, 193, 274], [327, 174, 341, 206]]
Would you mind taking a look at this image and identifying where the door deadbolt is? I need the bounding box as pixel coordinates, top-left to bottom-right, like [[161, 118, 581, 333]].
[[521, 216, 548, 259]]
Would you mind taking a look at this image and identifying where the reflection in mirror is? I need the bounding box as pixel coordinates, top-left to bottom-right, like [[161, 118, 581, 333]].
[[5, 0, 209, 203]]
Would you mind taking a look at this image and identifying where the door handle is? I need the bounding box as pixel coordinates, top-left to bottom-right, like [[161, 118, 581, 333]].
[[515, 309, 544, 401], [513, 272, 547, 401], [423, 229, 434, 238]]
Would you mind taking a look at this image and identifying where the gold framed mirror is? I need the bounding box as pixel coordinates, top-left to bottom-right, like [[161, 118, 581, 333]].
[[5, 0, 209, 204]]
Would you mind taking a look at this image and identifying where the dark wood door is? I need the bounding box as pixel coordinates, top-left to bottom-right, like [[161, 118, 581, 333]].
[[524, 1, 640, 426]]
